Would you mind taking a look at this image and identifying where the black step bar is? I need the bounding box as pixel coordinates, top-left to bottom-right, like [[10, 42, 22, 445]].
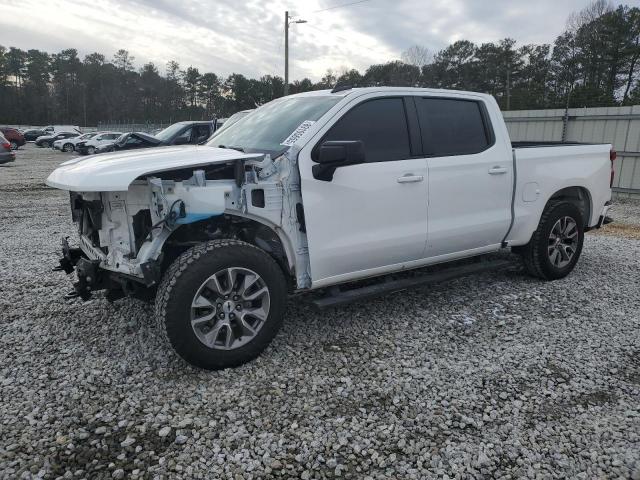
[[312, 259, 513, 309]]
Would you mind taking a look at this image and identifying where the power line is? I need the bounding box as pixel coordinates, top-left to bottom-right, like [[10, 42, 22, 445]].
[[312, 0, 373, 14]]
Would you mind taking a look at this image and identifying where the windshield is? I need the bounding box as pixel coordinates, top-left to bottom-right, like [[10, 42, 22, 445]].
[[207, 96, 342, 155], [155, 123, 187, 141]]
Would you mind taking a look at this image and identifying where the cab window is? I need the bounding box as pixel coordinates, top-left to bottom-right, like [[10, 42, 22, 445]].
[[320, 98, 411, 163]]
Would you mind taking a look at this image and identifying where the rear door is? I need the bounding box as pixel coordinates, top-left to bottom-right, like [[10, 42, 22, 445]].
[[298, 95, 429, 286], [415, 96, 513, 256]]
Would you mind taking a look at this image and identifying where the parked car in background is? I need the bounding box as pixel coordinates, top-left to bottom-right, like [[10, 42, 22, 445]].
[[76, 132, 122, 155], [0, 132, 16, 164], [95, 132, 161, 153], [92, 121, 216, 155], [53, 132, 100, 152], [22, 128, 47, 141], [35, 131, 80, 148], [42, 125, 81, 134], [153, 121, 216, 146], [0, 127, 26, 150]]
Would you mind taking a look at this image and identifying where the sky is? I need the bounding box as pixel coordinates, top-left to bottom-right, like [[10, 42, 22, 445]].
[[2, 0, 639, 81]]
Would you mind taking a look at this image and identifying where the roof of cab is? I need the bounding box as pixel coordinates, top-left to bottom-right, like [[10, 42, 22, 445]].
[[288, 86, 494, 101]]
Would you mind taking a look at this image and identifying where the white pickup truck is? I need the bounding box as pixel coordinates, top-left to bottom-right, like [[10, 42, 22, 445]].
[[47, 87, 614, 369]]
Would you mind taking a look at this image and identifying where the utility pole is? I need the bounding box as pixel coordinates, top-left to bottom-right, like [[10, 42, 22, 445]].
[[284, 11, 306, 96], [506, 67, 511, 111], [284, 11, 289, 96]]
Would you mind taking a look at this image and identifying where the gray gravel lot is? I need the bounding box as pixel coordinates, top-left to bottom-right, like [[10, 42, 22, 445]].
[[1, 144, 639, 479]]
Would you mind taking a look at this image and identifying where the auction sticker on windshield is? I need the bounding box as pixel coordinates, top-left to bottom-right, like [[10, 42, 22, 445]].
[[280, 120, 316, 147]]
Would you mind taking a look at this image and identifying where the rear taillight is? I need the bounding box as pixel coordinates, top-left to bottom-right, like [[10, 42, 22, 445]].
[[610, 149, 616, 188], [1, 142, 10, 149]]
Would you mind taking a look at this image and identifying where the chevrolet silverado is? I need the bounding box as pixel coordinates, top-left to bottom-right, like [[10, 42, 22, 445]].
[[46, 87, 614, 369]]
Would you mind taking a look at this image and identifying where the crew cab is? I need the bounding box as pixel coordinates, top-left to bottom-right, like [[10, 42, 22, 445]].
[[46, 87, 614, 370]]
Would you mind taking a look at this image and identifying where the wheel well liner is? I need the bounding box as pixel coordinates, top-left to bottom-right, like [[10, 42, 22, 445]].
[[546, 186, 592, 227], [160, 214, 295, 285]]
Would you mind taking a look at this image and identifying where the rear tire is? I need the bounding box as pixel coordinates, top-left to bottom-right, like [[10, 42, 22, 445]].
[[155, 239, 287, 370], [41, 141, 50, 148], [521, 202, 584, 280]]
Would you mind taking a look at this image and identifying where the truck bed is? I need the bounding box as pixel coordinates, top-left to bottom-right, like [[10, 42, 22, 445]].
[[506, 142, 612, 247]]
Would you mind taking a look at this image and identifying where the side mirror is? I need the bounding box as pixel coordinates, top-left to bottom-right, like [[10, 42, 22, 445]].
[[312, 140, 365, 181]]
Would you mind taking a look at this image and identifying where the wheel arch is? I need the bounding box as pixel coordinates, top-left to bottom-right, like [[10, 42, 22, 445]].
[[545, 186, 592, 228], [159, 212, 297, 285], [511, 185, 593, 251]]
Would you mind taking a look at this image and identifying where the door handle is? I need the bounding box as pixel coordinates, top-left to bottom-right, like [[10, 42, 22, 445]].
[[397, 174, 424, 183], [488, 166, 508, 175]]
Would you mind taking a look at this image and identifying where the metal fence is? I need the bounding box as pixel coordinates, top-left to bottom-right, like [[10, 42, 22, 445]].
[[96, 122, 172, 134], [503, 106, 640, 197]]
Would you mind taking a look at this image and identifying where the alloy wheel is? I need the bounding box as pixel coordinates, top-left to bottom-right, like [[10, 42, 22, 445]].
[[190, 267, 271, 350], [547, 216, 578, 268]]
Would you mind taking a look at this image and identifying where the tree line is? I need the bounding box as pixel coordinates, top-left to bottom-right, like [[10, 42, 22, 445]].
[[0, 1, 638, 126]]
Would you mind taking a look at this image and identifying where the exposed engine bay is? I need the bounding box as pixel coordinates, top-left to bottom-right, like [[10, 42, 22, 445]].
[[61, 148, 311, 299]]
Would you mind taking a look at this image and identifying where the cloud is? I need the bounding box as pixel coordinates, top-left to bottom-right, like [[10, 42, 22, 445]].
[[0, 0, 624, 81]]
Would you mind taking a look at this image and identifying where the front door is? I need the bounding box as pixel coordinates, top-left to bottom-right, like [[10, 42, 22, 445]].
[[299, 96, 429, 287]]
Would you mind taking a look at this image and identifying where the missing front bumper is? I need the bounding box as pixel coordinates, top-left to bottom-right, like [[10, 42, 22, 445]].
[[53, 237, 160, 301]]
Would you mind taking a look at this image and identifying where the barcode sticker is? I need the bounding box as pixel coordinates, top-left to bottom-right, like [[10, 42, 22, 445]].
[[280, 120, 316, 146]]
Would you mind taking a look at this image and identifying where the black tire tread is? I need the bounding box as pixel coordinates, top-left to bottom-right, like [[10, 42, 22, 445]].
[[154, 239, 285, 369], [521, 201, 582, 280]]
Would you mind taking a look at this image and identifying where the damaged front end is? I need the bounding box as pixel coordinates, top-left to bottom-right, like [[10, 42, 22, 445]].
[[53, 168, 237, 300], [50, 147, 310, 301]]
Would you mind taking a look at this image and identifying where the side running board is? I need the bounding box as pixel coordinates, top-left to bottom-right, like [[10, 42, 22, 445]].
[[312, 259, 513, 309]]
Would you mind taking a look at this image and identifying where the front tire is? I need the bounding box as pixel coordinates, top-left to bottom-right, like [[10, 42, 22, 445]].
[[155, 239, 287, 370], [87, 146, 96, 155], [62, 143, 74, 152], [40, 141, 50, 148], [521, 202, 584, 280]]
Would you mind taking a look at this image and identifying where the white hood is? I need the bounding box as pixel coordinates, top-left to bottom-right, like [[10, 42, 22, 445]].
[[46, 145, 262, 191]]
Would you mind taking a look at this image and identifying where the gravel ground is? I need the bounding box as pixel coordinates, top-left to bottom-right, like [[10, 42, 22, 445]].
[[610, 196, 640, 226], [1, 144, 639, 480]]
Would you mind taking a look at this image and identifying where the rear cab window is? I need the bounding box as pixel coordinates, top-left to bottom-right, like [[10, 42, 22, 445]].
[[414, 97, 493, 157]]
